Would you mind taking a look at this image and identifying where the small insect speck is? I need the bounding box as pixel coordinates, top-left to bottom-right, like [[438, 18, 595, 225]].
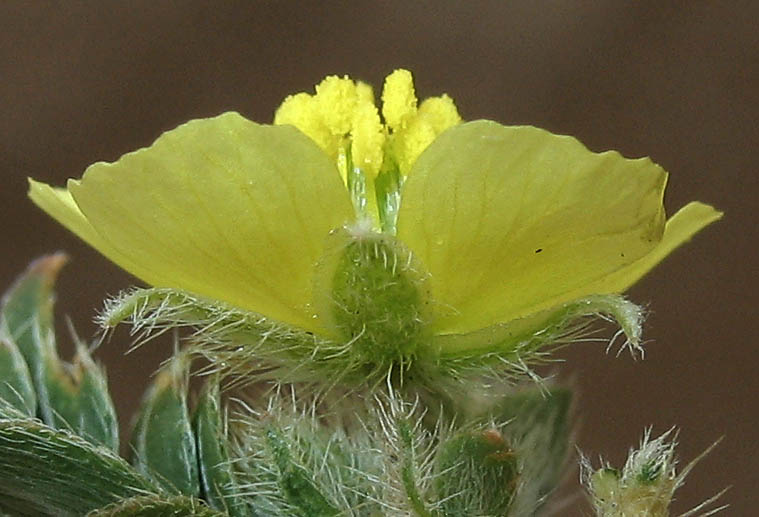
[[535, 248, 543, 254]]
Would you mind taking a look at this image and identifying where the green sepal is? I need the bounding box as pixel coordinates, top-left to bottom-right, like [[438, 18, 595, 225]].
[[433, 294, 644, 358], [434, 427, 519, 516], [86, 495, 226, 517], [131, 355, 199, 497], [0, 334, 36, 416], [487, 387, 573, 514], [0, 254, 65, 424], [194, 378, 249, 516], [99, 287, 339, 385], [0, 417, 159, 516], [426, 294, 644, 391]]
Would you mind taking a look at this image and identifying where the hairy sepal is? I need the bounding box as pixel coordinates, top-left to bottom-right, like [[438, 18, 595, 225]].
[[99, 289, 643, 395], [98, 287, 354, 387], [427, 294, 645, 388], [99, 285, 428, 392]]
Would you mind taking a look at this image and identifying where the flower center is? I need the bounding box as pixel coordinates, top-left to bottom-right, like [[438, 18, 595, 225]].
[[274, 69, 461, 233]]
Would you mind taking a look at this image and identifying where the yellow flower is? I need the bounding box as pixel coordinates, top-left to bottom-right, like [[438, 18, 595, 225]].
[[28, 70, 721, 380]]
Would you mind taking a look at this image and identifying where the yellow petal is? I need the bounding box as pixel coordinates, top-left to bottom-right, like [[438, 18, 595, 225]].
[[31, 112, 354, 332], [397, 120, 668, 335], [583, 201, 722, 293], [27, 181, 148, 277]]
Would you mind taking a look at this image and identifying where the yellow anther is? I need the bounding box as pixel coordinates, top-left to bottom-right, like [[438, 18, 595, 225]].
[[391, 94, 461, 174], [355, 81, 375, 104], [274, 70, 461, 182], [393, 118, 437, 176], [315, 75, 358, 136], [274, 92, 338, 158], [418, 95, 461, 134], [351, 101, 385, 179], [381, 69, 418, 131]]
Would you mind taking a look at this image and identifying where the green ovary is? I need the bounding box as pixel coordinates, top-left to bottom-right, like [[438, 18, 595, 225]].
[[330, 234, 429, 364]]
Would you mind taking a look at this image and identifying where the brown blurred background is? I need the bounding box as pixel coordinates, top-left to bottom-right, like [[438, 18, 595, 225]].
[[2, 2, 756, 514]]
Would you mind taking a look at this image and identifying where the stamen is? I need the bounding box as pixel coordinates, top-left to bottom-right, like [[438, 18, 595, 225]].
[[273, 69, 461, 234]]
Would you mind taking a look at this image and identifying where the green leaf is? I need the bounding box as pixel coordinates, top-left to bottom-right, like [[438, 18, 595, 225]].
[[0, 254, 119, 449], [371, 396, 438, 517], [86, 495, 226, 517], [0, 335, 35, 416], [131, 356, 199, 497], [226, 393, 387, 516], [0, 418, 159, 516], [194, 379, 249, 516], [264, 426, 341, 516], [0, 254, 65, 424], [43, 338, 119, 450]]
